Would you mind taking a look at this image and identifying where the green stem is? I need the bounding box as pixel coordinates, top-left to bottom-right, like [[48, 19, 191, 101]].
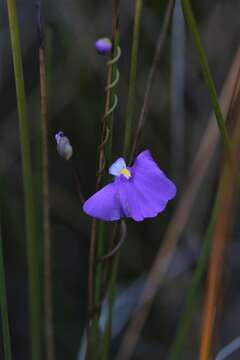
[[0, 222, 12, 360], [123, 0, 143, 161], [6, 1, 41, 359], [101, 1, 143, 358], [105, 36, 120, 166], [91, 222, 106, 356], [101, 253, 120, 360], [88, 1, 121, 357], [168, 197, 218, 360], [181, 0, 232, 159], [96, 42, 120, 358]]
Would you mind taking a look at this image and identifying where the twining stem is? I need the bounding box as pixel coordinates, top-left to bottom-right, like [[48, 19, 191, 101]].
[[180, 0, 232, 162], [87, 1, 120, 358], [0, 222, 12, 360], [6, 1, 41, 359], [100, 1, 144, 359], [123, 0, 143, 161], [39, 45, 55, 360]]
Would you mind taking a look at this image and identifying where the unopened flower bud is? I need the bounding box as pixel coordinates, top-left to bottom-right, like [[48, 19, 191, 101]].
[[55, 131, 73, 160], [95, 37, 112, 55]]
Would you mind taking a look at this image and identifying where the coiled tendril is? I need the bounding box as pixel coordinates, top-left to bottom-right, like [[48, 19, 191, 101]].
[[98, 45, 121, 180], [104, 45, 121, 117]]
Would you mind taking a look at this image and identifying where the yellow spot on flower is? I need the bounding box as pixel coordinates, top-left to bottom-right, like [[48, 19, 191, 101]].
[[120, 168, 131, 179]]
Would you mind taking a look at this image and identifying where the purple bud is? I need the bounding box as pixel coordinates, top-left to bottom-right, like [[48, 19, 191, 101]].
[[95, 37, 112, 55], [55, 131, 73, 160]]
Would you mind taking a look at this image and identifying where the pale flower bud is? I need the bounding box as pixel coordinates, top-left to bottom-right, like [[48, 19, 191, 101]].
[[55, 131, 73, 160]]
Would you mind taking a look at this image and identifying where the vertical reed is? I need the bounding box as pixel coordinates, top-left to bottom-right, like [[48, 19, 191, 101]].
[[39, 42, 55, 360], [180, 0, 232, 159], [87, 1, 120, 357], [6, 1, 41, 358], [100, 1, 144, 358], [123, 0, 143, 161], [199, 88, 240, 360], [0, 222, 12, 360]]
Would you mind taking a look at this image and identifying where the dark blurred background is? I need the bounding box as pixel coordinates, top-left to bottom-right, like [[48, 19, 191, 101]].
[[0, 0, 240, 359]]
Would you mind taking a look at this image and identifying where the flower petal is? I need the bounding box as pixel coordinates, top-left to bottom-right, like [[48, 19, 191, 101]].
[[83, 150, 176, 222], [117, 180, 144, 221], [131, 150, 176, 202], [83, 183, 122, 221], [109, 157, 127, 177]]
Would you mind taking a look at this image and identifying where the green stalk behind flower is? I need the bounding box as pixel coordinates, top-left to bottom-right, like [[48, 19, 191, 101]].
[[181, 0, 232, 162], [6, 0, 41, 359], [101, 1, 143, 359], [0, 221, 12, 360]]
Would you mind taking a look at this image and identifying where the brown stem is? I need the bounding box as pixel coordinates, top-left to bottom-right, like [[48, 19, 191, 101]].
[[39, 46, 55, 360], [98, 221, 126, 261], [87, 1, 121, 357], [199, 68, 240, 360]]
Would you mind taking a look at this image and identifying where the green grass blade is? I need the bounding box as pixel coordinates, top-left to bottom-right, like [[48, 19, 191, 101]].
[[181, 0, 232, 158], [168, 199, 218, 359], [0, 222, 12, 360], [6, 1, 41, 359], [123, 0, 143, 161], [101, 251, 120, 360]]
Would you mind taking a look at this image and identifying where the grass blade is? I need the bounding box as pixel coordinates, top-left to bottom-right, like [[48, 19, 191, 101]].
[[168, 50, 240, 359], [168, 193, 217, 360], [116, 46, 240, 360], [123, 0, 143, 161], [0, 222, 12, 360], [131, 0, 175, 162], [6, 1, 41, 359], [181, 0, 232, 160], [199, 80, 240, 360]]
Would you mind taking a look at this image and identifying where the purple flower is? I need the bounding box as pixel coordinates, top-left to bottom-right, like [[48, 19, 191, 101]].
[[95, 37, 112, 55], [83, 150, 176, 222], [55, 131, 73, 160]]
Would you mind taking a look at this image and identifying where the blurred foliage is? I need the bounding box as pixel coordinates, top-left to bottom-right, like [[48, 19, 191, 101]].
[[0, 0, 240, 359]]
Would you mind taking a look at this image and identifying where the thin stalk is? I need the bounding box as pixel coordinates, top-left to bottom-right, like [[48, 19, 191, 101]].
[[169, 59, 240, 360], [199, 166, 235, 359], [199, 79, 240, 360], [101, 1, 144, 358], [39, 45, 55, 360], [168, 194, 218, 360], [171, 0, 186, 185], [6, 1, 41, 359], [98, 2, 144, 360], [87, 1, 120, 357], [131, 0, 175, 162], [116, 47, 240, 360], [0, 222, 12, 360], [180, 0, 232, 162], [101, 253, 120, 360], [123, 0, 143, 161], [37, 2, 55, 358]]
